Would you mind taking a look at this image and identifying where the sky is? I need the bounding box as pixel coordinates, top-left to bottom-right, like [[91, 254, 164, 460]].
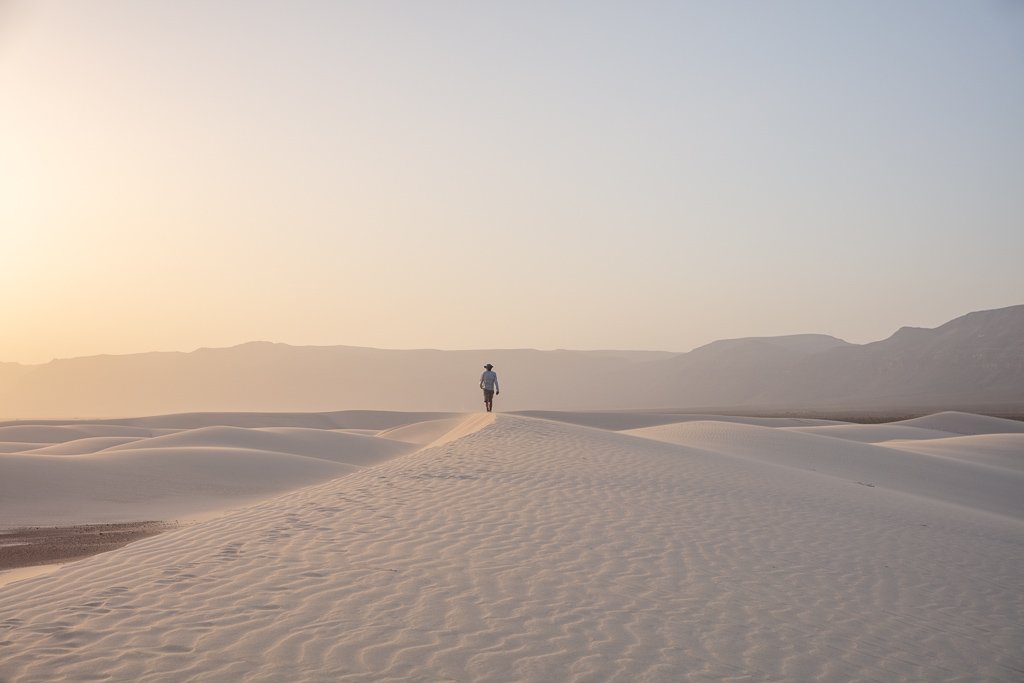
[[2, 1, 1023, 365]]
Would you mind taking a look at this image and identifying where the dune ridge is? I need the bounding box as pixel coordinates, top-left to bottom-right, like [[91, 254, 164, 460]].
[[892, 411, 1024, 435], [25, 436, 147, 455], [1, 411, 1022, 681]]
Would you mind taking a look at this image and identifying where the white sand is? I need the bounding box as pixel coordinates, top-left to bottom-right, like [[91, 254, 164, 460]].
[[1, 411, 1022, 681], [893, 411, 1024, 435], [24, 436, 148, 455], [0, 423, 419, 527], [624, 419, 1024, 519], [783, 423, 955, 443], [513, 410, 844, 431], [377, 417, 468, 445], [878, 433, 1024, 472], [0, 424, 157, 443], [0, 441, 46, 453]]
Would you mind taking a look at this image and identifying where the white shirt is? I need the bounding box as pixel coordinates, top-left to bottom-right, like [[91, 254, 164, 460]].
[[480, 370, 499, 391]]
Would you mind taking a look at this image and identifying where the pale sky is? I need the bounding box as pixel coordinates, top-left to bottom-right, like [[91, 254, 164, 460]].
[[2, 1, 1022, 365]]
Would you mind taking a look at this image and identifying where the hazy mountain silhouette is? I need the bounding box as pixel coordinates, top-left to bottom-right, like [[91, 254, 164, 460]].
[[1, 306, 1020, 419]]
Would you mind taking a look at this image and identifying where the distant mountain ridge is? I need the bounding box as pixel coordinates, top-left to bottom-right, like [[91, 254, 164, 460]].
[[690, 334, 852, 355], [1, 305, 1021, 418]]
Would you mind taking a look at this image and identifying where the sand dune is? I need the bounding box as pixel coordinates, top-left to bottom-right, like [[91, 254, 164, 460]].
[[0, 447, 356, 527], [378, 415, 497, 448], [101, 425, 414, 465], [878, 433, 1024, 472], [25, 436, 147, 455], [514, 410, 843, 431], [0, 441, 44, 453], [625, 419, 1024, 519], [332, 428, 382, 437], [0, 417, 431, 527], [893, 410, 1024, 435], [377, 417, 467, 444], [784, 423, 954, 442], [0, 423, 156, 444], [1, 411, 1022, 681], [78, 410, 459, 430]]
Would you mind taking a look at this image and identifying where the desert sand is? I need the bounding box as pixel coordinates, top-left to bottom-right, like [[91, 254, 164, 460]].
[[1, 410, 1022, 681]]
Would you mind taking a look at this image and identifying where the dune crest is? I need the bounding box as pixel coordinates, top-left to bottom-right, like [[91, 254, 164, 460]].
[[892, 410, 1024, 435]]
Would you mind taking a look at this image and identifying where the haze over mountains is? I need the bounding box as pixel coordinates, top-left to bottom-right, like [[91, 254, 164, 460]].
[[1, 305, 1021, 419]]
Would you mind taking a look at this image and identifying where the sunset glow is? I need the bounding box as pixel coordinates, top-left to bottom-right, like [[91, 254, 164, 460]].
[[2, 1, 1022, 364]]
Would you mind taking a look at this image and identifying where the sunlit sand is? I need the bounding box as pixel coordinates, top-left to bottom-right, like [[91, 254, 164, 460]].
[[1, 410, 1022, 681]]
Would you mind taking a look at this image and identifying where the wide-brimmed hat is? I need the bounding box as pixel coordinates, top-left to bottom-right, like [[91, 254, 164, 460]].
[[484, 363, 493, 369]]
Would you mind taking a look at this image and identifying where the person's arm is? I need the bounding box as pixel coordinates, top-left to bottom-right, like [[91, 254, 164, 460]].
[[495, 375, 499, 394], [480, 372, 485, 390]]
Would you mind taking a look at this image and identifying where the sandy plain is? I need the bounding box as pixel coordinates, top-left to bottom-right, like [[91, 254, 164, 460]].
[[0, 410, 1022, 682]]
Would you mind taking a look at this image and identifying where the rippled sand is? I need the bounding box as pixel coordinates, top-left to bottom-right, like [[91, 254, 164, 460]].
[[1, 411, 1022, 681]]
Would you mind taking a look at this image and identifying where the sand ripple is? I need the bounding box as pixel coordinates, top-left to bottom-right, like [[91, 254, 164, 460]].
[[1, 414, 1022, 682]]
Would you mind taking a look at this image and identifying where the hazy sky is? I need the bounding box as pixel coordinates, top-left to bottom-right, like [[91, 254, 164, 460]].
[[2, 1, 1022, 364]]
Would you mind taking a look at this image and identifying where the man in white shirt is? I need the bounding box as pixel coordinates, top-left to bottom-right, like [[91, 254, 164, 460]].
[[480, 363, 499, 412]]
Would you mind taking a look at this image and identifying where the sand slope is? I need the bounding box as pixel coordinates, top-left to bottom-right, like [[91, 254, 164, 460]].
[[0, 419, 425, 526], [625, 419, 1024, 520], [377, 417, 467, 445], [878, 433, 1024, 472], [514, 410, 843, 431], [1, 413, 1021, 682], [25, 436, 147, 455], [784, 423, 954, 443], [0, 424, 156, 444], [101, 426, 413, 464], [0, 447, 357, 526], [893, 411, 1024, 435], [0, 441, 46, 454]]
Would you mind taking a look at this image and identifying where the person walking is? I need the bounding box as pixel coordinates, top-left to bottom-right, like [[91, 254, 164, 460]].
[[480, 363, 499, 412]]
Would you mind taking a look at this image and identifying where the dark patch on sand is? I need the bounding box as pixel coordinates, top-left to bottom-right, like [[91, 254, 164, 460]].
[[0, 522, 177, 570]]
